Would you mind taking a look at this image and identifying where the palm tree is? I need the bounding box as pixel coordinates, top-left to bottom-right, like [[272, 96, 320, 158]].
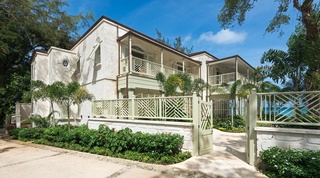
[[156, 72, 208, 96], [58, 81, 93, 130], [31, 80, 65, 124]]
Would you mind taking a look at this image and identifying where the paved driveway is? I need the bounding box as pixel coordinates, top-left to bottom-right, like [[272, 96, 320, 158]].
[[0, 137, 208, 178], [172, 129, 267, 178], [0, 129, 266, 178]]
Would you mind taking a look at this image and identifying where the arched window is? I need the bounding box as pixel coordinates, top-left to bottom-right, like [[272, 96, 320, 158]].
[[132, 45, 145, 59], [176, 62, 183, 71]]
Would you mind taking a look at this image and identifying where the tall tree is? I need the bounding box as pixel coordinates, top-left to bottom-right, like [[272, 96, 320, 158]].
[[155, 29, 193, 54], [261, 28, 308, 91], [0, 0, 93, 126], [218, 0, 319, 39], [57, 81, 93, 131], [218, 1, 319, 91]]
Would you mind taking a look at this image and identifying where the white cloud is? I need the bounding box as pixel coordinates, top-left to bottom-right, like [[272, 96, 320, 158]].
[[198, 29, 247, 44], [183, 34, 192, 44]]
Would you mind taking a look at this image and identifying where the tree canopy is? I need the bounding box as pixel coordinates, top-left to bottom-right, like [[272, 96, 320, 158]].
[[155, 29, 193, 54], [0, 0, 93, 126], [218, 1, 320, 91], [261, 27, 308, 91], [218, 0, 320, 40]]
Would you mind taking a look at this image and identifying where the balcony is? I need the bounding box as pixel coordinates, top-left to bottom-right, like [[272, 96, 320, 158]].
[[121, 57, 199, 80], [208, 72, 252, 86]]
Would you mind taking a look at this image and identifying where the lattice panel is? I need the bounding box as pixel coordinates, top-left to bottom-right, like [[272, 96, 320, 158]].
[[133, 58, 147, 73], [136, 99, 158, 117], [200, 102, 212, 130], [93, 100, 109, 116], [149, 63, 161, 76], [113, 100, 129, 116], [163, 98, 192, 119], [258, 92, 320, 125]]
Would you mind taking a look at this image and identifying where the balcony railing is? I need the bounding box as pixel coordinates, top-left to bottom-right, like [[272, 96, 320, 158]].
[[121, 57, 199, 79], [208, 72, 235, 86], [208, 72, 254, 86]]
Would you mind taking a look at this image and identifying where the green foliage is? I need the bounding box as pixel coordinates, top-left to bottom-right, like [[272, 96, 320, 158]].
[[155, 29, 193, 54], [164, 74, 183, 96], [156, 72, 208, 97], [0, 73, 31, 126], [50, 81, 93, 130], [260, 147, 320, 178], [22, 111, 60, 128], [218, 0, 319, 39], [213, 115, 245, 133], [12, 125, 189, 164], [0, 0, 93, 127]]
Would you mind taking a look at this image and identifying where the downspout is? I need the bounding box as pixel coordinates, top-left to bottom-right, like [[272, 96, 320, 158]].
[[126, 34, 132, 98], [117, 33, 120, 99], [206, 63, 208, 102]]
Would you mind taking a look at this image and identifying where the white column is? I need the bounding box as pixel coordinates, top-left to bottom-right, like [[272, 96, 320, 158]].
[[129, 35, 132, 72], [182, 58, 185, 72]]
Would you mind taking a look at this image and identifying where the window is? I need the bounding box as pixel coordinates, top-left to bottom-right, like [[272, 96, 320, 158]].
[[62, 59, 69, 67], [94, 46, 101, 65], [75, 59, 80, 75], [176, 62, 183, 71]]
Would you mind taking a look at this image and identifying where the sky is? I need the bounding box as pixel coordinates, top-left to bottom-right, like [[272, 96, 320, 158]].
[[65, 0, 300, 68]]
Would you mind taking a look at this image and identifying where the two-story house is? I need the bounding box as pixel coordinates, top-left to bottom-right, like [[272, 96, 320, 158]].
[[31, 16, 256, 123]]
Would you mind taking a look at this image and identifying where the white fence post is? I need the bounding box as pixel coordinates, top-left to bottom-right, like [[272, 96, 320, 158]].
[[192, 92, 199, 156], [15, 103, 21, 128], [246, 88, 257, 165], [130, 95, 135, 119]]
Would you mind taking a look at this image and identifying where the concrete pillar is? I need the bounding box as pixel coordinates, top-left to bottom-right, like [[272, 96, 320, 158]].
[[246, 88, 257, 165], [192, 92, 199, 156], [15, 103, 21, 128]]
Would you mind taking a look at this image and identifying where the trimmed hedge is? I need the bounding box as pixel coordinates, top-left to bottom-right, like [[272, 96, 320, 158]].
[[259, 147, 320, 178], [12, 125, 191, 164]]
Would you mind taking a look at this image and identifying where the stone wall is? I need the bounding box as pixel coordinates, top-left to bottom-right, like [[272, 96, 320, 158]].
[[88, 118, 194, 151], [255, 127, 320, 156]]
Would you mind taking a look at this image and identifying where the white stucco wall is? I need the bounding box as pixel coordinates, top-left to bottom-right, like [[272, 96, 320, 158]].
[[87, 118, 194, 151], [255, 127, 320, 156]]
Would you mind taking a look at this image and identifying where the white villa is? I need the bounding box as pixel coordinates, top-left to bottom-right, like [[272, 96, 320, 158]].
[[31, 16, 256, 123]]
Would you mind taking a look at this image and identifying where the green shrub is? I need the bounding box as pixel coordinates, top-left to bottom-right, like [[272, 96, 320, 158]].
[[213, 115, 246, 132], [12, 124, 188, 164], [13, 128, 44, 141], [259, 147, 320, 178]]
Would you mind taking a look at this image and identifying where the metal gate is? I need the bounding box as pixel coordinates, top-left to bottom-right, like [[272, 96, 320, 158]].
[[198, 100, 213, 155]]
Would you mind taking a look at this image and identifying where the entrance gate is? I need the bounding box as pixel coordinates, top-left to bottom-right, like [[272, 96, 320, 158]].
[[198, 100, 213, 155]]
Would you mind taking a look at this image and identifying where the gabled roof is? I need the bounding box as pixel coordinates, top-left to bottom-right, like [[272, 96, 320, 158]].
[[189, 51, 218, 60], [118, 31, 201, 64], [71, 16, 201, 64], [207, 55, 255, 70]]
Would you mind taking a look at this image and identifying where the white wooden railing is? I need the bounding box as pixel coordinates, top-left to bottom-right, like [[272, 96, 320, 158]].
[[208, 72, 235, 86], [121, 57, 199, 79]]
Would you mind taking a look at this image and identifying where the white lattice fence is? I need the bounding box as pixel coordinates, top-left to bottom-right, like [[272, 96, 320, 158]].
[[200, 101, 213, 130], [136, 98, 159, 118], [92, 100, 110, 116], [93, 96, 194, 121], [257, 91, 320, 126], [162, 97, 192, 120]]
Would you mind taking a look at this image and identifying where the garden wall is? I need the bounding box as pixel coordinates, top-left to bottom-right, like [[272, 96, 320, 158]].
[[255, 127, 320, 156], [88, 118, 194, 151]]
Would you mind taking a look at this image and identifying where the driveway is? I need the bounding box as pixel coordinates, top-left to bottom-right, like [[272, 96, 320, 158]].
[[0, 129, 266, 178]]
